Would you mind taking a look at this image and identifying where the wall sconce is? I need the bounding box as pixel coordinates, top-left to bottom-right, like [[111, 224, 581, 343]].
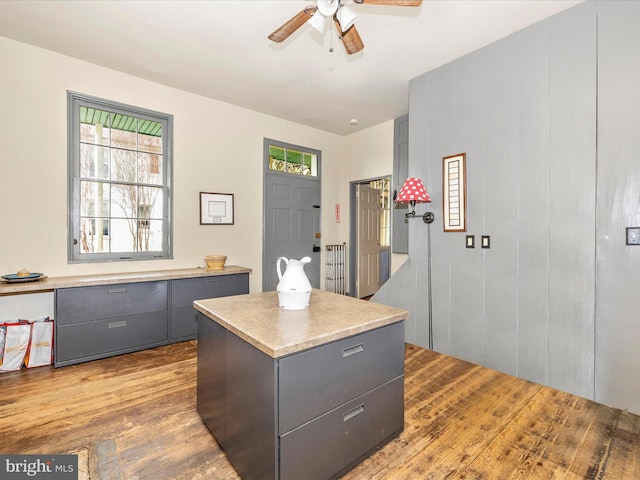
[[394, 177, 435, 224]]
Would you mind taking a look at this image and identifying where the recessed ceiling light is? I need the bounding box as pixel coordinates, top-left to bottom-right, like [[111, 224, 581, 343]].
[[350, 118, 359, 125]]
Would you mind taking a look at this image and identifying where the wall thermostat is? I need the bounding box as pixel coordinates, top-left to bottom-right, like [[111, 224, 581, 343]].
[[626, 227, 640, 245]]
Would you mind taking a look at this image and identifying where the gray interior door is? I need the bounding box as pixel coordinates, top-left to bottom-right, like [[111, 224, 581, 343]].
[[263, 173, 321, 291], [392, 114, 409, 254]]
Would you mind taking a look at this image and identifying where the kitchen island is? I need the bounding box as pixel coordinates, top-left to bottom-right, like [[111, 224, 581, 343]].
[[194, 289, 409, 480]]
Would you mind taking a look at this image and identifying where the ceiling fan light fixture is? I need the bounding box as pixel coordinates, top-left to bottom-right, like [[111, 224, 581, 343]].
[[268, 0, 422, 52], [336, 5, 357, 33], [308, 11, 328, 33], [316, 0, 340, 17]]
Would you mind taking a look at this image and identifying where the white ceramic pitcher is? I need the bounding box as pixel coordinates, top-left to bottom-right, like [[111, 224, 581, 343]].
[[276, 256, 312, 310]]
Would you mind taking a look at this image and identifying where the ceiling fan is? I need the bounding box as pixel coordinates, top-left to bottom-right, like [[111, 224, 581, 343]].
[[268, 0, 423, 55]]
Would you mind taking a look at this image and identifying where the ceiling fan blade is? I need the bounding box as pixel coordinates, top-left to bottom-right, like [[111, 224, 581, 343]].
[[268, 7, 316, 43], [334, 19, 364, 55], [354, 0, 422, 5]]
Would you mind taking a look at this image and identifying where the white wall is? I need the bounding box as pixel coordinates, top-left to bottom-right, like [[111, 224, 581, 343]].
[[342, 121, 409, 277], [0, 36, 348, 297], [0, 293, 53, 322]]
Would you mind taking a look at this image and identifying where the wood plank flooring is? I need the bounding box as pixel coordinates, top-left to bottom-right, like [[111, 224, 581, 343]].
[[1, 341, 638, 479]]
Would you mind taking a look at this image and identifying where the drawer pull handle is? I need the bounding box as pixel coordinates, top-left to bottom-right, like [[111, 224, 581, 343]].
[[342, 343, 364, 358], [108, 321, 127, 329], [107, 288, 128, 294], [343, 404, 364, 422], [205, 280, 219, 286]]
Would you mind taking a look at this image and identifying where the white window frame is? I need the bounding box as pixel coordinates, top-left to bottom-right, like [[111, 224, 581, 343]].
[[67, 92, 173, 263]]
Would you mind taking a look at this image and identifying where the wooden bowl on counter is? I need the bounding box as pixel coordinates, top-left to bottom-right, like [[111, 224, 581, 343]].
[[205, 255, 227, 270]]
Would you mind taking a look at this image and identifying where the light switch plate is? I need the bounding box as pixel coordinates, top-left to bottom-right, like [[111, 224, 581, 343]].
[[626, 227, 640, 245], [466, 235, 475, 248], [481, 235, 491, 249]]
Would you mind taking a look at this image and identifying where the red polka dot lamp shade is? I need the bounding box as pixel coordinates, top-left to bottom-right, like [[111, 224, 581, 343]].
[[395, 177, 431, 204]]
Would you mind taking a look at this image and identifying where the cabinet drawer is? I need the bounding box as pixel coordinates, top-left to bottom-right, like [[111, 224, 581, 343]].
[[55, 311, 169, 364], [171, 307, 198, 340], [278, 321, 404, 434], [279, 376, 404, 480], [56, 281, 168, 325], [171, 274, 248, 309]]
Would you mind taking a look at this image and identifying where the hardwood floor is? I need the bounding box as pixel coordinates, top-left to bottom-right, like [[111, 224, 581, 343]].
[[1, 341, 638, 479]]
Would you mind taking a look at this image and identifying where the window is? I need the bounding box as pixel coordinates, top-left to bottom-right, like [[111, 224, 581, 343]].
[[370, 178, 391, 247], [67, 92, 173, 263], [268, 144, 318, 176]]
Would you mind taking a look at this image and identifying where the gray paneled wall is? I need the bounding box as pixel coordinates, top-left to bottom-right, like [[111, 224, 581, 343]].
[[595, 0, 640, 412], [416, 0, 596, 399], [376, 1, 640, 414], [547, 3, 597, 400], [392, 114, 409, 254], [516, 20, 552, 389]]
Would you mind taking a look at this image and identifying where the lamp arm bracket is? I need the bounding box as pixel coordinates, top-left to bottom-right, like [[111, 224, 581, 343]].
[[423, 212, 435, 224], [404, 210, 435, 223]]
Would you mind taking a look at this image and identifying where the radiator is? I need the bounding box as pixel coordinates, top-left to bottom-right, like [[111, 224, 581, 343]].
[[325, 244, 347, 295]]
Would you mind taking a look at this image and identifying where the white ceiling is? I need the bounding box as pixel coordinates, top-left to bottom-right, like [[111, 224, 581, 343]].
[[0, 0, 582, 135]]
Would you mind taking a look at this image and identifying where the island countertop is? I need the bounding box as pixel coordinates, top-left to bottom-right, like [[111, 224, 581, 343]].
[[194, 289, 409, 358]]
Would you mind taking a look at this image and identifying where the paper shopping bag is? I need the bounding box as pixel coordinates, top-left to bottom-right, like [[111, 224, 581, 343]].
[[25, 317, 54, 368], [0, 326, 5, 365], [0, 321, 31, 371]]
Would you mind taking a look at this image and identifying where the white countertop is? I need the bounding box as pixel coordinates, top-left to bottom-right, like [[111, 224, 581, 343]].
[[194, 289, 409, 358], [0, 266, 252, 295]]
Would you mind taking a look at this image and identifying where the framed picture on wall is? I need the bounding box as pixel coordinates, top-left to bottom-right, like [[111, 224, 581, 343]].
[[442, 153, 467, 232], [200, 192, 234, 225]]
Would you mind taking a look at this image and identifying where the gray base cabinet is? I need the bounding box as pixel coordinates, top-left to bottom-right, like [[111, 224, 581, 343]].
[[170, 274, 249, 341], [55, 281, 169, 367], [55, 273, 249, 367], [197, 314, 405, 480], [280, 377, 404, 480]]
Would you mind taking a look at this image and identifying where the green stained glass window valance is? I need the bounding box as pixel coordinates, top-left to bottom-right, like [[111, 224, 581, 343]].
[[268, 145, 316, 176], [80, 107, 162, 137]]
